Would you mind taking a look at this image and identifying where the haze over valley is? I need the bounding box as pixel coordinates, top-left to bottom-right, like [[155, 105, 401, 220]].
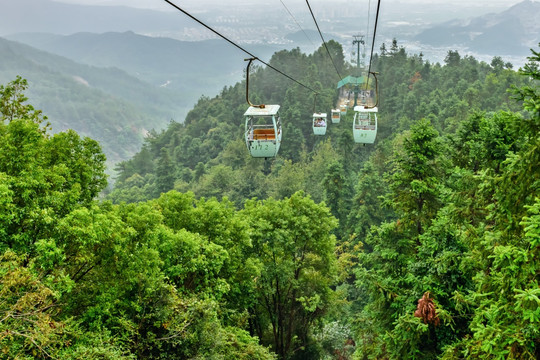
[[0, 0, 538, 167]]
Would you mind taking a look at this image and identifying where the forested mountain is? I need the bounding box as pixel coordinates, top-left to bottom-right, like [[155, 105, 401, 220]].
[[1, 34, 540, 359], [109, 42, 526, 207], [415, 0, 540, 56], [6, 31, 282, 101], [0, 36, 184, 165], [105, 40, 540, 358]]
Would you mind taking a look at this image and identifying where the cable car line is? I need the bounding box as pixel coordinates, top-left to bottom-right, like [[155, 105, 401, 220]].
[[279, 0, 316, 49], [305, 0, 344, 82], [163, 0, 319, 94], [164, 0, 382, 150], [365, 0, 381, 90], [366, 0, 372, 56], [348, 0, 380, 144]]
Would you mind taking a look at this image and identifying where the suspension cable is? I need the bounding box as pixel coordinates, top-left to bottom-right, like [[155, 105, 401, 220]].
[[164, 0, 319, 94], [365, 0, 371, 65], [279, 0, 316, 49], [365, 0, 382, 90], [305, 0, 344, 82]]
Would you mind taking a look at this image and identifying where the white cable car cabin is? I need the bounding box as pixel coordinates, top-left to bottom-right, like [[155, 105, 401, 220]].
[[331, 109, 341, 123], [244, 105, 282, 158], [353, 105, 378, 144], [312, 112, 327, 135], [340, 104, 347, 115]]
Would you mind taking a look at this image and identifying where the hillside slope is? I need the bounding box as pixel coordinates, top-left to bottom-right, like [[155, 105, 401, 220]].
[[0, 37, 183, 166], [6, 31, 286, 113], [414, 0, 540, 55]]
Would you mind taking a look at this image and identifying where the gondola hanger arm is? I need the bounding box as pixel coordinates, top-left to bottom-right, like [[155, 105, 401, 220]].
[[245, 58, 265, 109], [364, 71, 379, 109]]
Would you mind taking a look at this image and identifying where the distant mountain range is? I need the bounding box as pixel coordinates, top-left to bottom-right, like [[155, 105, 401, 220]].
[[2, 0, 536, 62], [0, 36, 183, 167], [0, 31, 288, 171], [415, 0, 540, 56], [5, 31, 281, 95]]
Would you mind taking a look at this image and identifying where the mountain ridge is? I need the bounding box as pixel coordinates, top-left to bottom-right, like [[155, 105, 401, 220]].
[[6, 31, 286, 94], [0, 36, 183, 167], [414, 0, 540, 55]]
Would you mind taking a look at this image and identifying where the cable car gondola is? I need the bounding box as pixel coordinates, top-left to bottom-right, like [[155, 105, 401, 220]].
[[312, 112, 327, 135], [243, 58, 282, 158], [353, 105, 377, 144], [331, 109, 341, 123], [245, 105, 282, 158]]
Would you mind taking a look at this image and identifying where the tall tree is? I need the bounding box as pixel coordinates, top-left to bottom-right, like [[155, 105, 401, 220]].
[[450, 46, 540, 359], [387, 118, 442, 235], [243, 192, 338, 359]]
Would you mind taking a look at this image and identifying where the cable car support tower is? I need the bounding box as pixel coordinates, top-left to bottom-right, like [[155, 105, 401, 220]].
[[352, 35, 367, 107]]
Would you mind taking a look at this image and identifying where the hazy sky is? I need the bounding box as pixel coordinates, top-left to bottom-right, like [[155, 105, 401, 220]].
[[54, 0, 527, 11]]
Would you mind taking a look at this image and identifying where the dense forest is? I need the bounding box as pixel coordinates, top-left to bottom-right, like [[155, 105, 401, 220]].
[[0, 36, 186, 167], [1, 38, 539, 359]]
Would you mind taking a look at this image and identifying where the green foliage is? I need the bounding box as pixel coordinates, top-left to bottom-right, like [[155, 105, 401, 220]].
[[102, 43, 540, 359], [0, 37, 189, 167], [352, 47, 539, 359], [2, 41, 539, 360], [0, 79, 281, 359], [387, 118, 442, 235], [348, 157, 393, 242], [444, 47, 540, 359], [0, 76, 48, 125], [0, 250, 69, 359], [0, 78, 107, 256], [311, 321, 355, 360], [243, 192, 339, 359]]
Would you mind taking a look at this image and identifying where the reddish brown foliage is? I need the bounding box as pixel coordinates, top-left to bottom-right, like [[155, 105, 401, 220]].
[[409, 71, 422, 90], [414, 291, 440, 326]]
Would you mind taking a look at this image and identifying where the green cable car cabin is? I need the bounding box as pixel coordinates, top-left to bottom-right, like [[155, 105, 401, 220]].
[[244, 105, 282, 158], [312, 112, 327, 135], [331, 109, 341, 123], [353, 105, 377, 144]]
